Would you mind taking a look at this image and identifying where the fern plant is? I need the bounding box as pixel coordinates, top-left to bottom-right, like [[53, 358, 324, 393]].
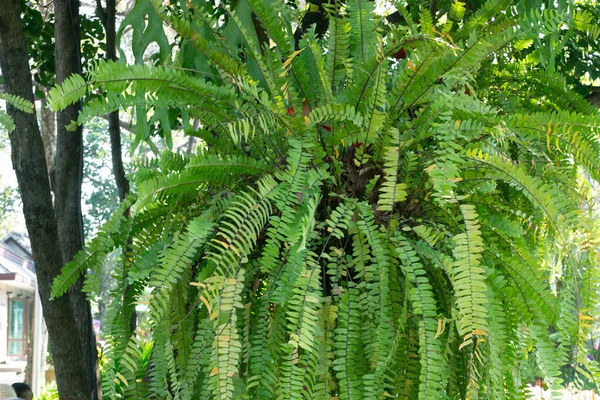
[[50, 0, 600, 398]]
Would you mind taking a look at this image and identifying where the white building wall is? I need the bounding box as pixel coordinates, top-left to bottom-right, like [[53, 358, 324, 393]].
[[0, 284, 10, 362]]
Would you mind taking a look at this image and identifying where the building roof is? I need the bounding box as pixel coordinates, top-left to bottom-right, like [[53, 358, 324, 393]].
[[2, 234, 32, 262], [0, 235, 36, 290]]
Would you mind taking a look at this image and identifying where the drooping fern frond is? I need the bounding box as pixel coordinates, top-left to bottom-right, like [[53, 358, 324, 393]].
[[378, 127, 408, 211], [394, 232, 445, 398], [47, 73, 88, 111], [0, 92, 34, 113], [452, 203, 488, 346], [0, 111, 15, 133], [0, 92, 34, 133], [466, 149, 578, 231], [324, 3, 351, 92]]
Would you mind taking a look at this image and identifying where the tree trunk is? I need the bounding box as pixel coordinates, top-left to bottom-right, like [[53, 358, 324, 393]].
[[106, 0, 130, 202], [53, 0, 98, 398], [40, 89, 57, 190], [0, 3, 91, 399], [24, 323, 33, 385]]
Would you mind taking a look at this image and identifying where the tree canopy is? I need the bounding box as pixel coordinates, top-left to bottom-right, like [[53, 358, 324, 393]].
[[5, 0, 600, 398]]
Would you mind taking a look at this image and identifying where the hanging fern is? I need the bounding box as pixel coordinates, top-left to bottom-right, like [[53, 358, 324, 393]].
[[48, 0, 600, 398]]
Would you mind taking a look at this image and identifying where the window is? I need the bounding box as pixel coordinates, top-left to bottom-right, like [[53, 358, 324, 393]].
[[8, 299, 27, 358]]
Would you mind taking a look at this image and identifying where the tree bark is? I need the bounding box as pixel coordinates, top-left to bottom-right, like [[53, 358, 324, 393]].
[[0, 3, 91, 399], [108, 112, 130, 200], [53, 0, 98, 398], [40, 89, 57, 190], [587, 92, 600, 108], [24, 321, 33, 385], [105, 0, 130, 202]]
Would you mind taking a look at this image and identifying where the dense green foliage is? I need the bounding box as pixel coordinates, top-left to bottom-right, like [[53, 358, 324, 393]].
[[20, 0, 106, 92], [49, 0, 600, 398]]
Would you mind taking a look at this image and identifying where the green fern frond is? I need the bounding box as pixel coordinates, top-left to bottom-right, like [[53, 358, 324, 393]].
[[573, 8, 600, 40], [347, 0, 377, 67], [359, 44, 388, 164], [277, 249, 322, 400], [529, 323, 564, 392], [485, 288, 517, 398], [482, 217, 558, 323], [260, 138, 319, 275], [183, 316, 214, 398], [136, 154, 271, 208], [47, 73, 87, 111], [148, 323, 175, 400], [207, 268, 246, 400], [507, 111, 600, 182], [324, 6, 352, 91], [0, 111, 15, 133], [0, 92, 34, 113], [332, 287, 364, 399], [224, 8, 277, 94], [461, 0, 512, 35], [289, 30, 330, 108], [226, 106, 280, 144], [378, 128, 408, 211], [355, 202, 396, 398], [201, 178, 276, 398], [394, 233, 445, 398], [149, 0, 241, 77], [245, 0, 293, 55], [244, 296, 276, 398], [309, 103, 364, 128], [147, 217, 214, 322], [452, 203, 488, 345], [450, 0, 467, 20], [466, 148, 578, 231], [51, 195, 135, 299]]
